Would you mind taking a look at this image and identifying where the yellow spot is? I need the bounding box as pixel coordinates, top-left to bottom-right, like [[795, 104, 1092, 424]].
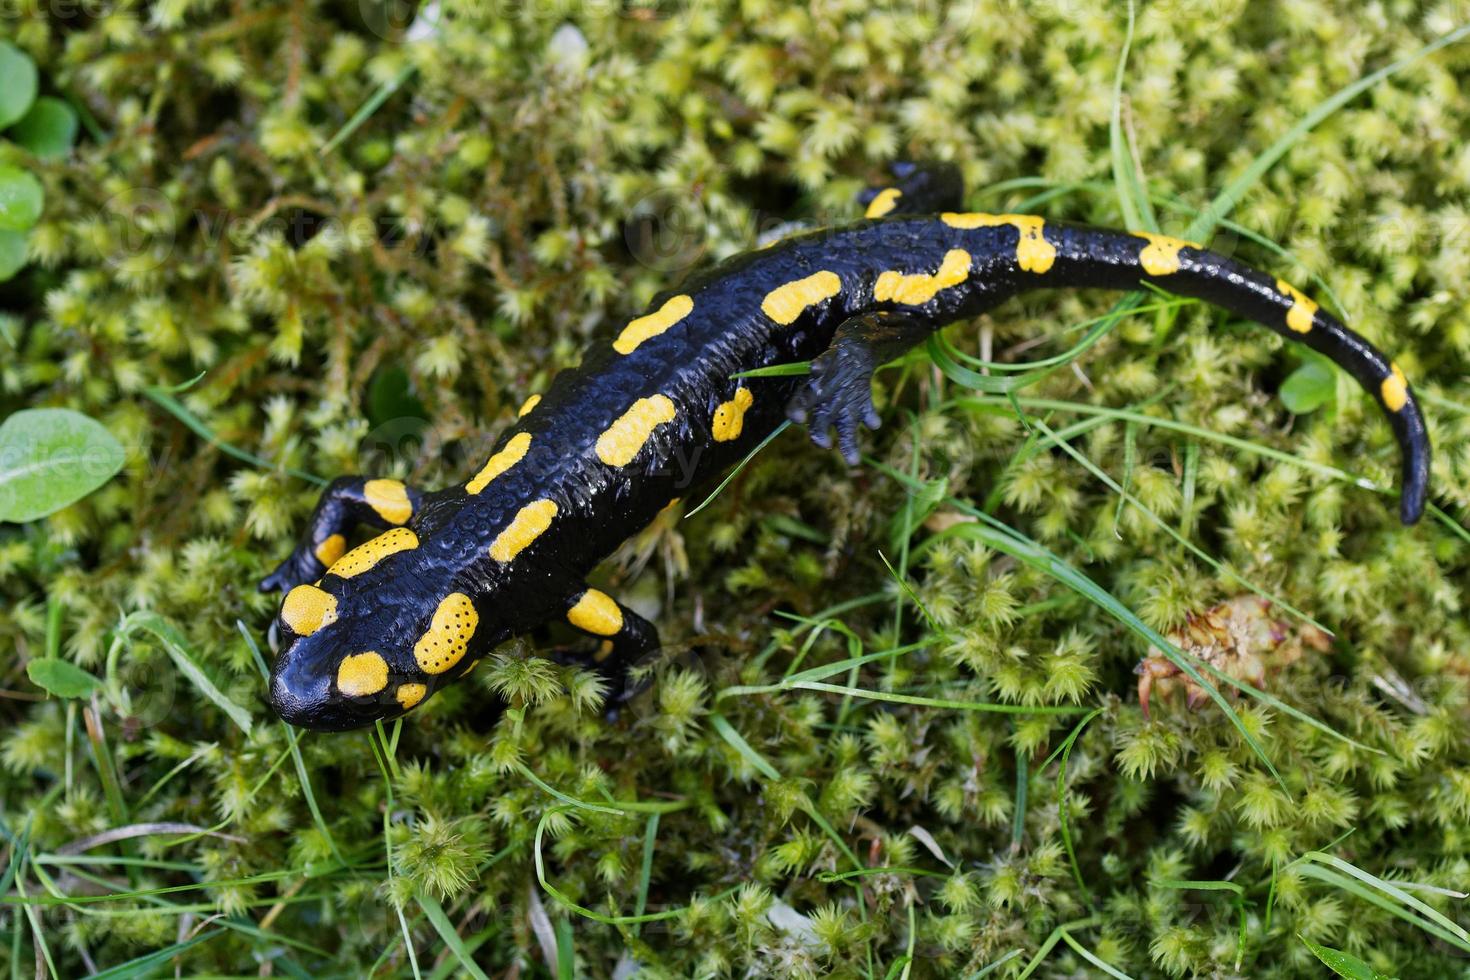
[[1275, 279, 1319, 334], [761, 271, 843, 326], [568, 589, 623, 636], [614, 294, 694, 355], [466, 432, 532, 495], [313, 533, 346, 568], [596, 395, 677, 466], [489, 499, 558, 562], [327, 527, 419, 579], [281, 585, 337, 636], [1381, 363, 1408, 412], [518, 394, 541, 417], [596, 640, 615, 662], [941, 213, 1056, 273], [1135, 232, 1198, 276], [865, 188, 902, 219], [363, 479, 412, 525], [337, 652, 388, 697], [712, 387, 754, 442], [396, 683, 427, 710], [413, 592, 479, 674], [873, 249, 972, 305]]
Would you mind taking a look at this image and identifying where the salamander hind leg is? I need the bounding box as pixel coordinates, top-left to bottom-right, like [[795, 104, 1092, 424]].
[[858, 161, 964, 218], [787, 311, 935, 464], [562, 587, 661, 720], [259, 476, 423, 594]]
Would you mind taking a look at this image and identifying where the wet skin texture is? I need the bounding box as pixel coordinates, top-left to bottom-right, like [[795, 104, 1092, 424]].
[[260, 162, 1431, 731]]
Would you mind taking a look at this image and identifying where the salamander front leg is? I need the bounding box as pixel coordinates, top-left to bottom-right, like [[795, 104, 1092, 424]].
[[787, 311, 934, 464], [858, 160, 964, 217], [259, 476, 423, 594], [562, 587, 660, 717]]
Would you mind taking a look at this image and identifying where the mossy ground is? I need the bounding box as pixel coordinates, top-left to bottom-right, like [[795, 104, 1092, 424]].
[[4, 1, 1470, 976]]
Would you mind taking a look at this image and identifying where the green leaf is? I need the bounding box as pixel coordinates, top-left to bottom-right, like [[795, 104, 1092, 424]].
[[26, 657, 101, 698], [0, 228, 25, 281], [0, 408, 125, 523], [1299, 935, 1396, 980], [0, 164, 43, 232], [11, 96, 77, 160], [1280, 360, 1336, 414], [0, 41, 37, 129]]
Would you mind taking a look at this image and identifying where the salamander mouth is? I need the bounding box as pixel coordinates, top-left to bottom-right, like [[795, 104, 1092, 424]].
[[267, 668, 394, 731]]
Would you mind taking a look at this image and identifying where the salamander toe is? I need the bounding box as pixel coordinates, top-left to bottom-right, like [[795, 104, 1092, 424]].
[[787, 342, 882, 464]]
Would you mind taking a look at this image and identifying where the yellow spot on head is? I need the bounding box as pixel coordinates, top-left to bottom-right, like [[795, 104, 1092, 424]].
[[865, 187, 902, 219], [1381, 362, 1408, 412], [1134, 232, 1199, 277], [595, 640, 615, 662], [596, 394, 678, 467], [614, 294, 694, 355], [413, 592, 478, 674], [313, 534, 346, 568], [281, 584, 338, 636], [940, 213, 1056, 273], [518, 394, 541, 418], [327, 527, 419, 579], [337, 651, 388, 697], [873, 249, 972, 305], [1275, 279, 1319, 334], [363, 479, 413, 525], [489, 498, 558, 562], [466, 432, 532, 495], [395, 683, 427, 710], [712, 387, 755, 442], [761, 271, 843, 326], [568, 589, 623, 637]]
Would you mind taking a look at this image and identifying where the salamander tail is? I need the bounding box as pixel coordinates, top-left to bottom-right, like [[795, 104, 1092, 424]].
[[1048, 226, 1430, 524]]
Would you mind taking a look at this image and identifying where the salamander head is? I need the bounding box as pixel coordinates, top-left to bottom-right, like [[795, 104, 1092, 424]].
[[267, 570, 504, 731]]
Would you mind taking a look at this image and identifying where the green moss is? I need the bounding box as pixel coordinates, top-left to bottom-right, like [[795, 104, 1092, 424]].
[[3, 0, 1470, 976]]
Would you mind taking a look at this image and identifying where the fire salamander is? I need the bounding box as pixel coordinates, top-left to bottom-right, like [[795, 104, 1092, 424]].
[[261, 162, 1430, 731]]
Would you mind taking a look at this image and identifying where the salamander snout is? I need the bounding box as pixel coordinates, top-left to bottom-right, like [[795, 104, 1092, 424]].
[[267, 631, 403, 732]]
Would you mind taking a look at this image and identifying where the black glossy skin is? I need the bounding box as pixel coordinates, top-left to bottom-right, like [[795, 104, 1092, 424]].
[[261, 163, 1431, 731]]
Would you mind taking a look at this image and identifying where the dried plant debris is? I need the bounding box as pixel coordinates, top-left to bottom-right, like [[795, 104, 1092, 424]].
[[1136, 596, 1332, 717]]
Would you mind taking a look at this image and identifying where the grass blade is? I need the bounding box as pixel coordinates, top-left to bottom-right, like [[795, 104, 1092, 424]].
[[686, 420, 790, 518], [1301, 851, 1469, 946], [1108, 0, 1155, 234], [418, 891, 491, 980], [114, 611, 253, 736], [708, 711, 781, 781], [144, 386, 326, 486], [88, 928, 222, 979], [320, 63, 416, 157], [1185, 23, 1470, 242], [1059, 929, 1135, 979], [633, 812, 659, 936]]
